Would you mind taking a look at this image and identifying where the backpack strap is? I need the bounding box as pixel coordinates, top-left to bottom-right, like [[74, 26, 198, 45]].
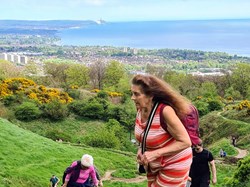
[[141, 102, 159, 154]]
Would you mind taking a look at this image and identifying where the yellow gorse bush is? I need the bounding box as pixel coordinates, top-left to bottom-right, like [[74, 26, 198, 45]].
[[0, 78, 36, 97], [71, 85, 79, 89], [0, 78, 73, 104], [107, 91, 123, 97], [91, 89, 100, 93], [236, 100, 250, 110], [90, 89, 123, 97]]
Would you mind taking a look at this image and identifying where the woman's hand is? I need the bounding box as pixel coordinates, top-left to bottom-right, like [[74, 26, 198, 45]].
[[142, 150, 159, 164], [137, 148, 143, 164]]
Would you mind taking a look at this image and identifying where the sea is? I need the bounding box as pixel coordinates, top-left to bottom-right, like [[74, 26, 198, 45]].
[[57, 19, 250, 57]]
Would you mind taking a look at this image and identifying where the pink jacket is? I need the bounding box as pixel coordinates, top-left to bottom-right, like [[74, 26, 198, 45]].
[[65, 161, 98, 186]]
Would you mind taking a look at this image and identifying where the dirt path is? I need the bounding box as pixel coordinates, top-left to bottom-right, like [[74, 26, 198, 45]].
[[215, 147, 248, 164], [235, 147, 248, 158], [102, 170, 147, 183]]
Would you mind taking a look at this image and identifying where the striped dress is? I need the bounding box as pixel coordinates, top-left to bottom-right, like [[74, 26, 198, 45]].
[[134, 103, 192, 187]]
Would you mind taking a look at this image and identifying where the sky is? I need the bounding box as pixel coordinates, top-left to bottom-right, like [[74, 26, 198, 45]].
[[1, 0, 250, 22]]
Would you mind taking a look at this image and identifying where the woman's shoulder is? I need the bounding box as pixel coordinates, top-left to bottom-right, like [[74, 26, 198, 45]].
[[89, 165, 96, 171], [160, 104, 175, 115]]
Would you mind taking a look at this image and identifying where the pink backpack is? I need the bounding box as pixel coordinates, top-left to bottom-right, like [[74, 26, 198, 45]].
[[160, 104, 200, 146]]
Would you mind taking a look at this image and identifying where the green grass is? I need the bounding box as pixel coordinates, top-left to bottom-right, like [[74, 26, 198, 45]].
[[200, 109, 250, 151], [12, 117, 104, 143], [222, 108, 250, 124], [0, 117, 240, 187], [0, 118, 142, 187], [208, 138, 238, 159], [215, 163, 236, 187], [1, 106, 250, 186]]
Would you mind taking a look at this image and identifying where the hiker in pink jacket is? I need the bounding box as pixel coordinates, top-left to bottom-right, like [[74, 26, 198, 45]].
[[61, 154, 99, 187]]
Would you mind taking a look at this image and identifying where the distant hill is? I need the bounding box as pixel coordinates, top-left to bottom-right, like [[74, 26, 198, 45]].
[[0, 20, 99, 35], [0, 20, 97, 29]]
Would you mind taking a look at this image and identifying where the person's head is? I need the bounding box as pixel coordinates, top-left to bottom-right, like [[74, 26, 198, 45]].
[[81, 154, 94, 169], [131, 74, 154, 110], [131, 74, 190, 116], [193, 139, 203, 153]]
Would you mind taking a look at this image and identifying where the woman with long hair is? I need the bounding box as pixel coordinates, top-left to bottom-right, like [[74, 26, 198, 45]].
[[131, 74, 192, 187]]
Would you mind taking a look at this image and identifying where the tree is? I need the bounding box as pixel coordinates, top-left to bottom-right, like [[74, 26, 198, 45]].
[[145, 64, 165, 78], [89, 61, 106, 89], [0, 60, 23, 80], [23, 61, 40, 76], [104, 60, 126, 89], [178, 74, 200, 99], [65, 63, 90, 88], [115, 75, 131, 94], [163, 71, 183, 91], [118, 100, 137, 140], [231, 63, 250, 98], [23, 61, 44, 84], [163, 71, 199, 99], [43, 62, 70, 87], [198, 81, 218, 98], [224, 86, 242, 100]]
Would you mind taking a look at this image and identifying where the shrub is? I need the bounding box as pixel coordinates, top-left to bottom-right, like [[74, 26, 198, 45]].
[[193, 101, 209, 116], [0, 103, 9, 118], [2, 95, 16, 106], [14, 101, 41, 121], [97, 90, 109, 99], [106, 104, 122, 121], [0, 78, 73, 104], [84, 127, 121, 149], [67, 89, 81, 99], [207, 99, 223, 112], [105, 119, 137, 152], [41, 99, 69, 121], [67, 100, 86, 115], [78, 99, 105, 120], [225, 156, 250, 187], [45, 129, 71, 142]]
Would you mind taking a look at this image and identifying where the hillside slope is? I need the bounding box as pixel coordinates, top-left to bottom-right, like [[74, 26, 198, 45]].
[[199, 110, 250, 151], [0, 118, 138, 187]]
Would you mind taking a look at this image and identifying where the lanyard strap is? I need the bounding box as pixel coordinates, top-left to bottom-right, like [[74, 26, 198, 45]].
[[141, 102, 159, 154]]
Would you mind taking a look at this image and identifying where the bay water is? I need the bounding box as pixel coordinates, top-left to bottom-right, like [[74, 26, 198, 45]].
[[57, 19, 250, 57]]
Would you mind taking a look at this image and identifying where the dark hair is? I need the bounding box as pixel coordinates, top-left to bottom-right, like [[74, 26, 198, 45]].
[[131, 74, 191, 117]]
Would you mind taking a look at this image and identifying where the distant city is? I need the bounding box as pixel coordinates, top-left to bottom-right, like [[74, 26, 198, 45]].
[[1, 19, 250, 77]]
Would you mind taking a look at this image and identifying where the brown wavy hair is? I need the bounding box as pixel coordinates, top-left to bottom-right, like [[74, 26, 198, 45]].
[[131, 74, 191, 118]]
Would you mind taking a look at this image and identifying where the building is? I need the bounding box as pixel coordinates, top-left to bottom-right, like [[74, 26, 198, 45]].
[[0, 53, 28, 65]]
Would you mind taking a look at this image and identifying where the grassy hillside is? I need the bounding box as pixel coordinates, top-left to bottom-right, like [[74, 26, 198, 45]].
[[200, 109, 250, 153], [12, 117, 105, 143], [1, 107, 249, 187], [0, 118, 143, 187]]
